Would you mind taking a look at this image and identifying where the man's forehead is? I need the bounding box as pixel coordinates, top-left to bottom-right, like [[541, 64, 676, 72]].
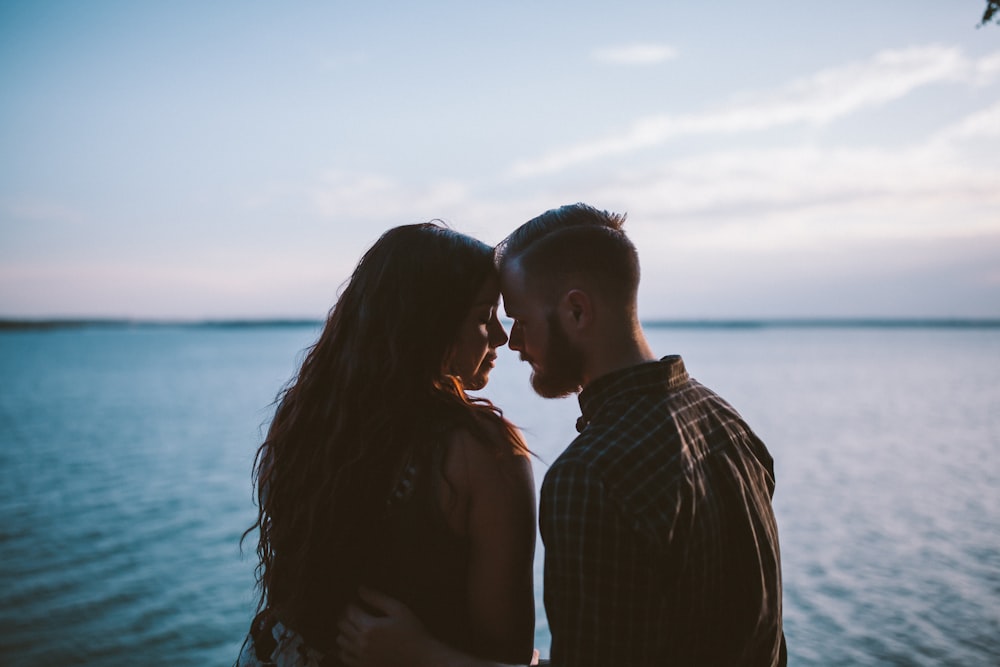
[[499, 285, 521, 313], [499, 259, 529, 302]]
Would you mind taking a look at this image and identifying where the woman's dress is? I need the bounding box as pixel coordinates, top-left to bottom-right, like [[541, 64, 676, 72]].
[[238, 440, 478, 667]]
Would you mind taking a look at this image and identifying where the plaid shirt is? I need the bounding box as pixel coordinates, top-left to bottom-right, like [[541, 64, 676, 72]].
[[540, 356, 786, 666]]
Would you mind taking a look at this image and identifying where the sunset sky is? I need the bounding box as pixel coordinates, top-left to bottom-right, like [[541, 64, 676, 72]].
[[2, 1, 998, 320]]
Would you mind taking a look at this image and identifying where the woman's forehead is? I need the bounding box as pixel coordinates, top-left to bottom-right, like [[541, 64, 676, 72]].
[[471, 274, 500, 304]]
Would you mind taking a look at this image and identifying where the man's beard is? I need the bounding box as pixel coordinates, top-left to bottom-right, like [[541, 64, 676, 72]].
[[529, 311, 585, 399]]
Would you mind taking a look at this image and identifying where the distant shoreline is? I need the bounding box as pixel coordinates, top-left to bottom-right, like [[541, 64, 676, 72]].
[[0, 318, 323, 331], [642, 318, 1000, 329], [3, 317, 999, 331]]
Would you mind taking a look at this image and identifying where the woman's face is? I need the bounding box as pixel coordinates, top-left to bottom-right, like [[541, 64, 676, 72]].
[[447, 275, 508, 391]]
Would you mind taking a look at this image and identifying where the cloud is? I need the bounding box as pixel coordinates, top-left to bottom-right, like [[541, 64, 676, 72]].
[[929, 100, 1000, 143], [291, 95, 1000, 257], [973, 51, 1000, 83], [597, 133, 998, 226], [509, 46, 997, 177], [592, 43, 677, 65], [497, 99, 999, 261], [231, 55, 1000, 317]]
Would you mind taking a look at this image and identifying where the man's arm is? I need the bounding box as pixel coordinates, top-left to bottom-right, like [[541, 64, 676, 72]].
[[337, 588, 531, 667]]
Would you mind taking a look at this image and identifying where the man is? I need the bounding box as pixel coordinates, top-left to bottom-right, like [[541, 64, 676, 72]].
[[338, 203, 786, 666]]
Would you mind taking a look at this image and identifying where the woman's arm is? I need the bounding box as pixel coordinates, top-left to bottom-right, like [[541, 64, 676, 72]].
[[442, 427, 537, 663]]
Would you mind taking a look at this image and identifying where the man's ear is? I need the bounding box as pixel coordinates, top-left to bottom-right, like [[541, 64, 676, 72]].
[[559, 289, 593, 333]]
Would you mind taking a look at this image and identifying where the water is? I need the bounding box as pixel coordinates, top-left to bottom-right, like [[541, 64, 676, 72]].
[[0, 323, 998, 666]]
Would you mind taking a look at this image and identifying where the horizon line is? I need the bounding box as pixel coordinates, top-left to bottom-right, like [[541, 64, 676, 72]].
[[2, 316, 1000, 331]]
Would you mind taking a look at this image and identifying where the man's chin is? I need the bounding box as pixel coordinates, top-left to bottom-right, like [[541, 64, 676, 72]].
[[529, 370, 579, 399]]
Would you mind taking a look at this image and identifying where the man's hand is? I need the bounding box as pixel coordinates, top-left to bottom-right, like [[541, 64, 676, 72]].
[[337, 588, 430, 667], [336, 587, 535, 667]]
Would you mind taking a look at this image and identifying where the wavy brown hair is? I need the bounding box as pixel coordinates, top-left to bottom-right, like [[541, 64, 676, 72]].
[[243, 222, 526, 648]]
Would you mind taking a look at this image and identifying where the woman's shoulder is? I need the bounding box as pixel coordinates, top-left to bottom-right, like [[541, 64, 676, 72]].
[[437, 424, 534, 538], [441, 421, 532, 491], [443, 412, 527, 462]]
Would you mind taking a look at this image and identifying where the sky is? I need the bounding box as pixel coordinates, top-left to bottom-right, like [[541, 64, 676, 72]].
[[1, 1, 998, 320]]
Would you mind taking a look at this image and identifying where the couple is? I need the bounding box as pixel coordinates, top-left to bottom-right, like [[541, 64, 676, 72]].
[[239, 203, 786, 667]]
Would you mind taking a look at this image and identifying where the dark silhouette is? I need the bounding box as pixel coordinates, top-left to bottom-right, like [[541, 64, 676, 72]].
[[239, 223, 536, 666], [338, 204, 786, 666]]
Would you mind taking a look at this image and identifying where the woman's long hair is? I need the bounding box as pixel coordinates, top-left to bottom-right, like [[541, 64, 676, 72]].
[[243, 223, 524, 647]]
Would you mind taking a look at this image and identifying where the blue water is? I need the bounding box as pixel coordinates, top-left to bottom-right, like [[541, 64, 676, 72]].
[[0, 323, 998, 666]]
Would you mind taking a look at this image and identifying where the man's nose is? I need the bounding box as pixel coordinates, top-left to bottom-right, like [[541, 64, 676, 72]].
[[508, 321, 523, 352]]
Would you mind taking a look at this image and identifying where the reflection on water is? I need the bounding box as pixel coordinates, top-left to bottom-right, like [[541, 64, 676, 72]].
[[0, 324, 997, 666]]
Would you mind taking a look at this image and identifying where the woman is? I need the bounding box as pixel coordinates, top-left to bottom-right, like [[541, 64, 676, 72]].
[[238, 223, 536, 667]]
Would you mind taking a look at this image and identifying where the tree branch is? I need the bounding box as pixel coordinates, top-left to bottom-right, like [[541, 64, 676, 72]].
[[981, 0, 1000, 26]]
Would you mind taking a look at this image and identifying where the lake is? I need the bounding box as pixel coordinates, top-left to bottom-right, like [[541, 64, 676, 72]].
[[0, 322, 997, 665]]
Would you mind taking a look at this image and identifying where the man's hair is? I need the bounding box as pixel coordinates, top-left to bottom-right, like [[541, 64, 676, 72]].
[[496, 203, 639, 305]]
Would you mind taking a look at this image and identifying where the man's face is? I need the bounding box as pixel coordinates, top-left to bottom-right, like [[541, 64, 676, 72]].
[[500, 258, 585, 398]]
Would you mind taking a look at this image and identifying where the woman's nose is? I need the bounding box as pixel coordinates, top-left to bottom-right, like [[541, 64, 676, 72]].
[[488, 314, 508, 348]]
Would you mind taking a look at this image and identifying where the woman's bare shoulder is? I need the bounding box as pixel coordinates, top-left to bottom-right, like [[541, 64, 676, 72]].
[[443, 423, 532, 488], [435, 423, 534, 535]]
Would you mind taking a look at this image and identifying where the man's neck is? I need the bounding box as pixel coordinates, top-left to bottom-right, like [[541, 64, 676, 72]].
[[581, 328, 657, 389]]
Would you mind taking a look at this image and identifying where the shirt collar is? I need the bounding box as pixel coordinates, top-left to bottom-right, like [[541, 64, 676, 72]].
[[575, 355, 689, 433]]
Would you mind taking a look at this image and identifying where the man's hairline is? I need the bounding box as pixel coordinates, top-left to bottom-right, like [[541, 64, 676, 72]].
[[503, 252, 620, 322]]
